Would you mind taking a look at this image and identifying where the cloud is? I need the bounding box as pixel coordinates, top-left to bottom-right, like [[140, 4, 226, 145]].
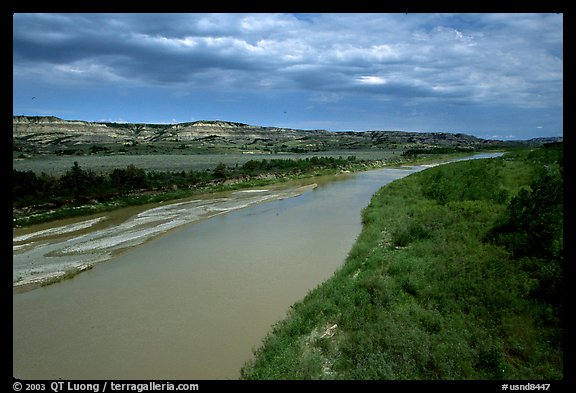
[[13, 13, 563, 110], [356, 75, 387, 85]]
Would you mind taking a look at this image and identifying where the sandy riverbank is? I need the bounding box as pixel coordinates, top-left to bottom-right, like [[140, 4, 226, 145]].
[[13, 183, 317, 292]]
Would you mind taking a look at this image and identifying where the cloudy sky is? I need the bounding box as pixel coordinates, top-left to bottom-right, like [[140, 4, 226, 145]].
[[13, 13, 563, 140]]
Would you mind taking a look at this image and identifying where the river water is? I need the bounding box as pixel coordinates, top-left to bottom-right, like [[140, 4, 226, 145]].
[[12, 153, 502, 379]]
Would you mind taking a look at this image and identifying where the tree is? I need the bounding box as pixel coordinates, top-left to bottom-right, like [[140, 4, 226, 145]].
[[110, 164, 147, 190], [484, 171, 563, 305], [213, 163, 227, 180], [505, 173, 563, 259], [59, 162, 91, 197]]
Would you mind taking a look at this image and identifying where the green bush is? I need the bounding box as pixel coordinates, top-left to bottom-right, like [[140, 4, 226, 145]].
[[391, 220, 431, 247]]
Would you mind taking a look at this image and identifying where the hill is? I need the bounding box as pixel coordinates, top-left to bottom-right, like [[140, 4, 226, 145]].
[[13, 115, 547, 156]]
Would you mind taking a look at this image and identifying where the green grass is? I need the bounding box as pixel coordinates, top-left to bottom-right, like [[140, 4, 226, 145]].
[[40, 265, 94, 287], [241, 144, 563, 380]]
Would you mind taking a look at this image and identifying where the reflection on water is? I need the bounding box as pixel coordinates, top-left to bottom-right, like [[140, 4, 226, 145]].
[[13, 154, 503, 379]]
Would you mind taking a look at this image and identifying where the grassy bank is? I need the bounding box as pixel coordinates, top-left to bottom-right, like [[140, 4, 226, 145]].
[[241, 144, 563, 380]]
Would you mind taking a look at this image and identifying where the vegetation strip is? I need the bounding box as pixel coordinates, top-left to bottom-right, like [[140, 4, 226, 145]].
[[241, 144, 563, 380], [13, 153, 479, 228]]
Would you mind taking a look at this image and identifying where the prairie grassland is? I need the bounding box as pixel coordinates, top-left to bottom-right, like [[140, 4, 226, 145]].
[[13, 149, 401, 176]]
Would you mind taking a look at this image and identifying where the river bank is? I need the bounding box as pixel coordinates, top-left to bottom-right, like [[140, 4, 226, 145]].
[[241, 146, 563, 379], [13, 151, 493, 228], [12, 152, 504, 293]]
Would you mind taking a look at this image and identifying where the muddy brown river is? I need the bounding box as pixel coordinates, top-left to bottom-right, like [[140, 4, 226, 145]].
[[12, 154, 502, 379]]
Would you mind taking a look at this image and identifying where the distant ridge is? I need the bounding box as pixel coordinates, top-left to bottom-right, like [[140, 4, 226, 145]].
[[13, 115, 562, 148]]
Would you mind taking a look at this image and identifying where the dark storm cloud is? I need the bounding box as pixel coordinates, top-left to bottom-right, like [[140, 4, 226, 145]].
[[13, 14, 273, 85]]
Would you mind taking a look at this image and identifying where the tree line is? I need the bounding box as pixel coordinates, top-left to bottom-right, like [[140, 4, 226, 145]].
[[13, 156, 357, 210], [401, 146, 474, 157]]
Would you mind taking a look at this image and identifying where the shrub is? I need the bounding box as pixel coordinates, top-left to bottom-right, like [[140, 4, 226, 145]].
[[391, 220, 431, 247]]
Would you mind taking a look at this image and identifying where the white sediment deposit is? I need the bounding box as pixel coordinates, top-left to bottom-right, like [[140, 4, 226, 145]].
[[13, 184, 316, 290]]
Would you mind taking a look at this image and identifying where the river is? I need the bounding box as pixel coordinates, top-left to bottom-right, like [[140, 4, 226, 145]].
[[12, 153, 502, 379]]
